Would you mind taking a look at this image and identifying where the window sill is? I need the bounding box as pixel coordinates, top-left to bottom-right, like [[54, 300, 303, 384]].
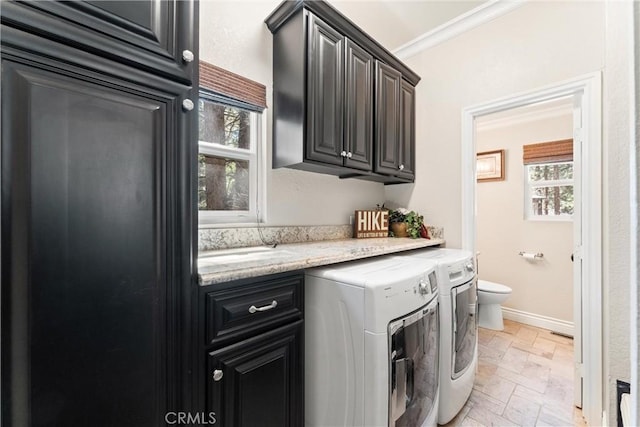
[[524, 216, 573, 222], [198, 222, 264, 229]]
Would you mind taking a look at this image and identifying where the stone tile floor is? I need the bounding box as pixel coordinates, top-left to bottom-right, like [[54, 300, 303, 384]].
[[442, 319, 587, 427]]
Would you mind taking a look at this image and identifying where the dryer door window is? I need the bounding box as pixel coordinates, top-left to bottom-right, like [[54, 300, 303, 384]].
[[388, 298, 439, 427], [451, 278, 477, 379]]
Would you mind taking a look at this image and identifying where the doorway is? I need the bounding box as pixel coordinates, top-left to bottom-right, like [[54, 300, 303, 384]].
[[460, 73, 602, 426]]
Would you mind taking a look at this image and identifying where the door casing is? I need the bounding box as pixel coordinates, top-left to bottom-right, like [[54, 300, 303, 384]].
[[460, 72, 602, 426]]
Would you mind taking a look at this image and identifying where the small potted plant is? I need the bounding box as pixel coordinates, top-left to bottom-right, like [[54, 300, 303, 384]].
[[388, 208, 410, 237], [387, 207, 426, 238], [404, 210, 426, 239]]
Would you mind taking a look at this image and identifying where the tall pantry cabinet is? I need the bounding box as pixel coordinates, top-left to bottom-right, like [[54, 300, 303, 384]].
[[1, 2, 198, 426]]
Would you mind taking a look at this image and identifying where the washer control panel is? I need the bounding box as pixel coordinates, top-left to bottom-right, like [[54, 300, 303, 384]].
[[411, 269, 438, 300], [447, 257, 475, 285]]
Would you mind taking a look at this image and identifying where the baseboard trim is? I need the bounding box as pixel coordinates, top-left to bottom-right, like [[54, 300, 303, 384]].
[[501, 306, 574, 336]]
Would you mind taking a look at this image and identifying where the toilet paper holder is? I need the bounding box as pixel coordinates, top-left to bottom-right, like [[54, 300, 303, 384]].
[[518, 251, 544, 259]]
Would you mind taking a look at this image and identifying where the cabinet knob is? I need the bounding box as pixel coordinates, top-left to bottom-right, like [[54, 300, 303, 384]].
[[212, 370, 224, 381], [182, 99, 195, 111], [182, 50, 195, 63], [346, 152, 353, 158], [399, 164, 405, 171], [340, 151, 347, 157]]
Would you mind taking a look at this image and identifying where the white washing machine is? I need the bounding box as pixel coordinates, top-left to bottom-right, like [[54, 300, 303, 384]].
[[393, 248, 477, 425], [305, 255, 440, 427]]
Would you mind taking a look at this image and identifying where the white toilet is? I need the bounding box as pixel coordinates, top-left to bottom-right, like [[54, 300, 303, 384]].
[[477, 280, 512, 330]]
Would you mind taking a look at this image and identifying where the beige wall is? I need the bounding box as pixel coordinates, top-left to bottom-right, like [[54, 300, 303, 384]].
[[386, 0, 632, 423], [635, 2, 640, 422], [476, 113, 573, 322], [603, 0, 634, 422], [199, 1, 385, 226], [384, 1, 605, 249]]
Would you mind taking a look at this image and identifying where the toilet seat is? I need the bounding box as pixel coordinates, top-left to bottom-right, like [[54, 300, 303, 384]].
[[478, 279, 511, 294]]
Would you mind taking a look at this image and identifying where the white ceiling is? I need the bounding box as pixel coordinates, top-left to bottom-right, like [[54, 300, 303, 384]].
[[329, 0, 486, 51]]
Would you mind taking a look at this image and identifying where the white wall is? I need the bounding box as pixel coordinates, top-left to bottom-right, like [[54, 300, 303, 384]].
[[603, 0, 634, 422], [385, 1, 633, 423], [199, 1, 385, 226], [476, 113, 573, 322], [634, 2, 640, 423]]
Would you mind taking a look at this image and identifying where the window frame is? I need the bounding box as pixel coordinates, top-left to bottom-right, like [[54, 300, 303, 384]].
[[198, 90, 264, 226], [524, 161, 574, 221]]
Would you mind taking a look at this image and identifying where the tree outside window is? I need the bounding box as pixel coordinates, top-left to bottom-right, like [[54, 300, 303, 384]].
[[198, 96, 260, 223], [526, 162, 574, 219]]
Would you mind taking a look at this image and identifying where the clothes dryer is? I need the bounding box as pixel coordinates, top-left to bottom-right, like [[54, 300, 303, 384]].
[[393, 248, 477, 424], [305, 255, 440, 427]]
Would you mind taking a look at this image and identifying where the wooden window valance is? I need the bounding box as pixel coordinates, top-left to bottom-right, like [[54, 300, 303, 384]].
[[523, 139, 573, 165], [199, 60, 267, 110]]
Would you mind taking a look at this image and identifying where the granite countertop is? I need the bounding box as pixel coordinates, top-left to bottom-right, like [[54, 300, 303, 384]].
[[198, 237, 445, 286]]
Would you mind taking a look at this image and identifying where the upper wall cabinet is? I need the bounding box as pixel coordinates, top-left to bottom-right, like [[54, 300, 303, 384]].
[[266, 0, 420, 184], [375, 62, 416, 179], [1, 0, 197, 84]]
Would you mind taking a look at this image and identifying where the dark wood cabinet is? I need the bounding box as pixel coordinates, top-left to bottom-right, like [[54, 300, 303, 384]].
[[1, 0, 196, 84], [199, 272, 304, 427], [306, 13, 344, 167], [344, 39, 374, 171], [375, 61, 402, 176], [267, 1, 419, 184], [2, 60, 178, 426], [306, 14, 373, 172], [374, 63, 416, 180], [207, 321, 303, 427], [1, 2, 198, 426], [399, 80, 416, 179]]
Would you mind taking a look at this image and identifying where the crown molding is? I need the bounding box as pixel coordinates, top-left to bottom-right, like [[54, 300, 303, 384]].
[[393, 0, 527, 60], [476, 103, 572, 131]]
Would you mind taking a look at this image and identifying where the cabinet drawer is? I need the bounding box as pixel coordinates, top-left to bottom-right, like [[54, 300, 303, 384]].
[[205, 273, 303, 347]]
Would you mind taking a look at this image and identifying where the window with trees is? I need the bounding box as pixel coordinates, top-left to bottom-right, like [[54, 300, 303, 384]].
[[523, 139, 573, 220], [525, 162, 574, 219], [197, 60, 266, 225], [198, 96, 261, 223]]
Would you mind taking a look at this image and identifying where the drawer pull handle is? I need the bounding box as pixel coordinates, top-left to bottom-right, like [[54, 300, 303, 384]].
[[212, 369, 223, 381], [248, 300, 278, 314]]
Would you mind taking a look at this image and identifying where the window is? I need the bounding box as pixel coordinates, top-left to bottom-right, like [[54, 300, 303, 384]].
[[198, 95, 262, 224], [197, 60, 266, 225], [523, 139, 573, 220], [525, 162, 574, 219]]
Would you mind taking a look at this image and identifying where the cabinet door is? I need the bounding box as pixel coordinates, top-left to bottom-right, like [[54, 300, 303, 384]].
[[1, 0, 196, 84], [207, 321, 304, 427], [374, 61, 402, 175], [306, 13, 344, 166], [1, 57, 190, 427], [344, 39, 373, 171], [398, 80, 416, 180]]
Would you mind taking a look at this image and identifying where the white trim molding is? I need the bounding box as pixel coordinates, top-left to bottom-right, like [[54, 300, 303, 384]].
[[461, 72, 603, 426], [393, 0, 527, 60], [475, 102, 572, 132], [501, 307, 574, 337]]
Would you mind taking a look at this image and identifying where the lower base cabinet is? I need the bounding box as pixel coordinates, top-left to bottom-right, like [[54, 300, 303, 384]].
[[200, 271, 304, 427], [207, 321, 303, 427]]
